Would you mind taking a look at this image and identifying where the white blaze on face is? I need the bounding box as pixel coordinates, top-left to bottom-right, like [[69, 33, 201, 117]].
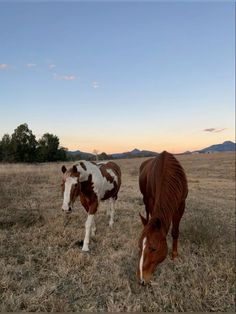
[[62, 176, 78, 211], [139, 237, 147, 281]]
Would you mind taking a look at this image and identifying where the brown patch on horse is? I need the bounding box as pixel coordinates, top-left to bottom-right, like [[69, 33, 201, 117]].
[[78, 174, 98, 214], [80, 162, 87, 171], [80, 174, 94, 196], [101, 181, 119, 201], [99, 165, 113, 183], [99, 162, 121, 201]]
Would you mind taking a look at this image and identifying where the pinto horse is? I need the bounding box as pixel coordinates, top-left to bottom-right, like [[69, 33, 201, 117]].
[[61, 161, 121, 251], [137, 151, 188, 285]]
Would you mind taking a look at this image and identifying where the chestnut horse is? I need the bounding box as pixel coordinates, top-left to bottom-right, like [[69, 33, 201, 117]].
[[137, 151, 188, 285], [61, 161, 121, 251]]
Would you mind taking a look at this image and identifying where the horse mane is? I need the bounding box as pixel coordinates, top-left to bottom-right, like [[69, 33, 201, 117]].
[[153, 151, 187, 230]]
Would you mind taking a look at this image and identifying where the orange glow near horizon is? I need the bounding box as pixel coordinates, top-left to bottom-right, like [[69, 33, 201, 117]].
[[60, 130, 235, 154]]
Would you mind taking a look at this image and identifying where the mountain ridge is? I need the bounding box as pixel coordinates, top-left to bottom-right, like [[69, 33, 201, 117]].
[[194, 140, 235, 153], [67, 140, 235, 160]]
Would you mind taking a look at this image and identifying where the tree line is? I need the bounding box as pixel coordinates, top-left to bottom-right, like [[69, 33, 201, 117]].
[[0, 123, 67, 163]]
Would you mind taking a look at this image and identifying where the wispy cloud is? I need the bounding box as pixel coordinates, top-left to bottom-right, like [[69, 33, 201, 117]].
[[214, 128, 227, 133], [53, 73, 76, 81], [203, 128, 226, 133], [48, 64, 56, 69], [0, 63, 9, 69], [92, 81, 100, 89], [26, 63, 37, 68]]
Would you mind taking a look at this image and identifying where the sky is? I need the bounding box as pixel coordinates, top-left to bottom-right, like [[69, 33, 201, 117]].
[[0, 0, 234, 154]]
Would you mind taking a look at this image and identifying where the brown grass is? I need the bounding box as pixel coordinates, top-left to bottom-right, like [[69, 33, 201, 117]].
[[0, 152, 235, 312]]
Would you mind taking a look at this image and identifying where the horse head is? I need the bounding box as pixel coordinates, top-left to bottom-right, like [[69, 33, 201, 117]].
[[61, 165, 81, 213], [137, 214, 168, 285]]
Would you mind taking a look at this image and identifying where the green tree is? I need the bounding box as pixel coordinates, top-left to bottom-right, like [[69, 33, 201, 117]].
[[0, 134, 14, 162], [37, 133, 67, 162], [98, 152, 110, 160], [11, 124, 37, 162], [56, 147, 68, 162]]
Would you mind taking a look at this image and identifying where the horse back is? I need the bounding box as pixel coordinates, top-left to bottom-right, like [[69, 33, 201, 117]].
[[139, 152, 188, 217]]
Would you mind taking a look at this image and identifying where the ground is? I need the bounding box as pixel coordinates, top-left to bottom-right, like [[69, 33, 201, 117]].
[[0, 152, 235, 312]]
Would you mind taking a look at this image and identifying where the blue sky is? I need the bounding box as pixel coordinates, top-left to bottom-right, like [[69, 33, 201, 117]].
[[0, 1, 234, 153]]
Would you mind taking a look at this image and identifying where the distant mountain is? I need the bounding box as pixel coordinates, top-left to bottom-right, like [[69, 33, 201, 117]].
[[67, 141, 235, 161], [110, 148, 158, 159], [67, 150, 95, 160], [67, 148, 158, 160], [195, 141, 235, 153]]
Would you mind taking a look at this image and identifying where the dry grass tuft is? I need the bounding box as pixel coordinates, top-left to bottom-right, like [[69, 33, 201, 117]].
[[0, 153, 235, 311]]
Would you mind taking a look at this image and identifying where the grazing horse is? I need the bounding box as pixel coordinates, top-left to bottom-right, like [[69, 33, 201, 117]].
[[137, 151, 188, 285], [61, 161, 121, 251]]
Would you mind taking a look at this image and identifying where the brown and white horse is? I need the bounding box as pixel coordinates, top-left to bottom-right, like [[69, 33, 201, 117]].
[[137, 151, 188, 285], [61, 161, 121, 251]]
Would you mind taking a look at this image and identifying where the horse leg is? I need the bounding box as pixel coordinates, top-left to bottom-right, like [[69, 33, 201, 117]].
[[80, 194, 89, 212], [106, 200, 111, 216], [82, 201, 98, 252], [82, 214, 94, 251], [109, 198, 115, 227], [171, 201, 185, 260], [91, 217, 96, 237]]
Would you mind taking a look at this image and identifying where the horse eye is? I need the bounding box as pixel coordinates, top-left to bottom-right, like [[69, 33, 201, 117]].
[[149, 247, 156, 252]]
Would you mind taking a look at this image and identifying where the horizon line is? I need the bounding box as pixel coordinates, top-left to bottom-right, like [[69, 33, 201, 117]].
[[66, 140, 235, 155]]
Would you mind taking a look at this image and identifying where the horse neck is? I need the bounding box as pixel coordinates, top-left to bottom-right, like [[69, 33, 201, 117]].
[[152, 204, 172, 236], [79, 162, 99, 181], [152, 156, 175, 235]]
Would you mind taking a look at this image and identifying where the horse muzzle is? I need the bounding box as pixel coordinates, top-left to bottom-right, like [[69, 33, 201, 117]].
[[140, 279, 146, 286], [61, 205, 72, 213]]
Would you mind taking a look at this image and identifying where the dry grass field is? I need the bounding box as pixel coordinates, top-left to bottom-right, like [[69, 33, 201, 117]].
[[0, 152, 235, 312]]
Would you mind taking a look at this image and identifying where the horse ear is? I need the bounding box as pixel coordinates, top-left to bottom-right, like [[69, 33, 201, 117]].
[[139, 213, 148, 226], [72, 165, 78, 173], [153, 218, 161, 229], [61, 165, 67, 174]]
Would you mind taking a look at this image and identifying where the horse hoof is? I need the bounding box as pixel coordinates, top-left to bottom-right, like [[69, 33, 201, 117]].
[[78, 240, 84, 247], [82, 246, 90, 252], [81, 249, 90, 254], [171, 251, 178, 260], [69, 239, 83, 249], [82, 249, 90, 254]]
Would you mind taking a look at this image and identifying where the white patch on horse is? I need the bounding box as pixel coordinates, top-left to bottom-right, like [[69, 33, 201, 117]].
[[107, 168, 118, 183], [76, 161, 114, 201], [140, 237, 147, 281], [75, 161, 91, 181], [98, 175, 114, 200], [62, 176, 78, 211]]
